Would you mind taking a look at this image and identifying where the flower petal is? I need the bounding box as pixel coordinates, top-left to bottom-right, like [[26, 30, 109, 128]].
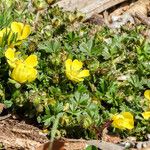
[[112, 116, 124, 129], [72, 59, 83, 71], [65, 59, 72, 71], [24, 55, 38, 67], [144, 90, 150, 100], [11, 22, 23, 37], [122, 112, 133, 120], [7, 60, 16, 68], [122, 121, 134, 130], [66, 71, 83, 82], [71, 76, 84, 82], [142, 111, 150, 120], [78, 70, 90, 78], [27, 67, 37, 82], [5, 48, 22, 68], [5, 48, 15, 61], [21, 24, 31, 40]]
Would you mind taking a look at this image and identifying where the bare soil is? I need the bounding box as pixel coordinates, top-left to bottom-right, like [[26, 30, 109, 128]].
[[0, 117, 48, 150]]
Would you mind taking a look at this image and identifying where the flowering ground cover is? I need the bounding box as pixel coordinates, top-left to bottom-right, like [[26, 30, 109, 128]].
[[0, 0, 150, 147]]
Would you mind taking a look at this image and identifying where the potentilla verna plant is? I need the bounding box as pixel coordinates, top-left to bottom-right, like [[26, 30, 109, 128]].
[[0, 1, 150, 141], [3, 22, 38, 84]]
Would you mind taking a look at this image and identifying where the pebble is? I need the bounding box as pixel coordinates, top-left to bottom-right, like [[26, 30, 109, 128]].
[[137, 142, 142, 149], [147, 134, 150, 141]]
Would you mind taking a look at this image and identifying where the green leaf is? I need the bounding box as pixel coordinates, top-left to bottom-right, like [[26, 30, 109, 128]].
[[86, 145, 99, 150], [79, 38, 93, 56], [38, 40, 61, 53], [4, 100, 13, 108], [102, 47, 111, 60]]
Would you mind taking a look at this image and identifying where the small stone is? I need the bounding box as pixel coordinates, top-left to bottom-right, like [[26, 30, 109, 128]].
[[143, 142, 148, 148], [147, 134, 150, 140], [127, 136, 137, 142], [125, 142, 131, 148], [136, 142, 142, 149]]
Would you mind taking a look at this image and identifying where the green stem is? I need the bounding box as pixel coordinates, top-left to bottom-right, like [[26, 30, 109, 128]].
[[48, 113, 63, 150]]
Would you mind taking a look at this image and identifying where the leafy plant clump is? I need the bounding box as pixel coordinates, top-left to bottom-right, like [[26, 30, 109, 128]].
[[0, 0, 150, 141]]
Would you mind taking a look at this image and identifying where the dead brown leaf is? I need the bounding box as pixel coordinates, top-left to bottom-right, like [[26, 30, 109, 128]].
[[102, 128, 121, 144], [0, 103, 5, 114], [36, 139, 86, 150]]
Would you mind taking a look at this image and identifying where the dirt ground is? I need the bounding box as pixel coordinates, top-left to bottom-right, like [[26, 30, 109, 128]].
[[0, 117, 48, 150]]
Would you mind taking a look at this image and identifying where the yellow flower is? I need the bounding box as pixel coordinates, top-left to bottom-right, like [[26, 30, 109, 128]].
[[0, 22, 31, 47], [11, 63, 37, 84], [142, 111, 150, 120], [11, 54, 38, 83], [11, 22, 31, 41], [5, 48, 22, 68], [144, 90, 150, 101], [112, 112, 134, 130], [5, 48, 38, 68], [65, 59, 90, 82]]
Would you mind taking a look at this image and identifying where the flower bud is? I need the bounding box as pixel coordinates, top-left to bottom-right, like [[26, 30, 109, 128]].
[[68, 14, 76, 23], [33, 0, 48, 10], [45, 0, 55, 5], [52, 18, 61, 27], [83, 116, 92, 129], [36, 104, 44, 112], [60, 115, 70, 125]]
